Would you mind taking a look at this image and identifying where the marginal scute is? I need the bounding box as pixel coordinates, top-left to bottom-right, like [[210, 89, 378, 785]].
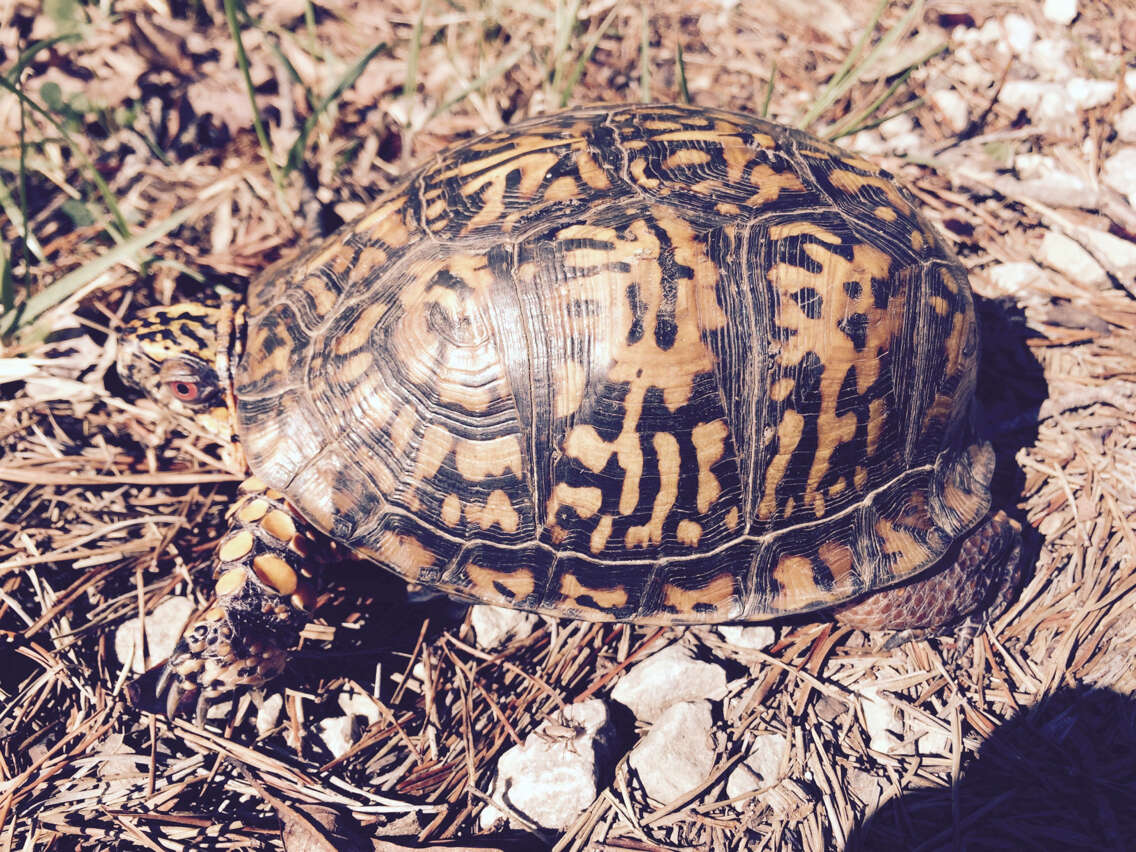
[[234, 103, 994, 623], [370, 530, 438, 583], [662, 573, 737, 617], [557, 573, 629, 613], [446, 541, 550, 608], [465, 561, 537, 604]]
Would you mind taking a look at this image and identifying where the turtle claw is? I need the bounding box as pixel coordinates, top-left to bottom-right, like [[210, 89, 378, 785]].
[[156, 659, 207, 723], [879, 618, 981, 659], [948, 614, 984, 659], [155, 663, 182, 718], [881, 628, 920, 651], [155, 607, 290, 721]]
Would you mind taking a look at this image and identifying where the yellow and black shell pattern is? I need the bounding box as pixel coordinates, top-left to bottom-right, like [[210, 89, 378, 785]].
[[235, 103, 992, 624]]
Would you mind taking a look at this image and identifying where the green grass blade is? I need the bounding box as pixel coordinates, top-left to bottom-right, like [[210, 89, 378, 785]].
[[0, 179, 45, 264], [222, 0, 285, 198], [799, 0, 889, 128], [761, 62, 777, 117], [303, 0, 320, 59], [830, 97, 924, 140], [558, 1, 621, 107], [429, 46, 529, 121], [827, 59, 929, 139], [548, 0, 581, 99], [0, 243, 12, 317], [286, 42, 388, 173], [828, 67, 913, 139], [0, 203, 201, 340], [260, 29, 308, 97], [0, 75, 131, 239], [826, 17, 941, 137], [4, 35, 80, 83], [675, 42, 690, 104]]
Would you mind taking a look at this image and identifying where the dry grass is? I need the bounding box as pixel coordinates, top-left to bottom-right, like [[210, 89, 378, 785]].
[[1, 0, 1135, 849]]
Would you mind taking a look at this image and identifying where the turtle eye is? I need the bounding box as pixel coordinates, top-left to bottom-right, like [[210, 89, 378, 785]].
[[169, 380, 199, 402]]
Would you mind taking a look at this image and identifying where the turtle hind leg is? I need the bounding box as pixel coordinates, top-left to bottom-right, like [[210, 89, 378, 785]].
[[835, 510, 1023, 655], [160, 477, 326, 719]]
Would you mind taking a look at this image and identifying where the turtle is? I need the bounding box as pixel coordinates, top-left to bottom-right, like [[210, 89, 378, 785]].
[[116, 103, 1022, 717]]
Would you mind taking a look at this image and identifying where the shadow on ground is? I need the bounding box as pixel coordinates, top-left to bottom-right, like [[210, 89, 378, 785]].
[[845, 687, 1136, 851], [973, 294, 1048, 507]]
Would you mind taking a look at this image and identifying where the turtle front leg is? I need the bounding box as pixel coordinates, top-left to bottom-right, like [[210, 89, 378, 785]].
[[160, 477, 327, 720], [835, 510, 1023, 655]]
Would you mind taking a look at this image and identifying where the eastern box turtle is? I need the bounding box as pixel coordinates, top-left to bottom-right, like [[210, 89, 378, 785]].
[[117, 104, 1022, 715]]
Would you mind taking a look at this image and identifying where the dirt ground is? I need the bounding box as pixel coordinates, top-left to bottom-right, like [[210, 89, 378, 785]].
[[1, 0, 1135, 849]]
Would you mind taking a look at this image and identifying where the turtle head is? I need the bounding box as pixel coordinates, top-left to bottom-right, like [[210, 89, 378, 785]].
[[117, 299, 245, 458]]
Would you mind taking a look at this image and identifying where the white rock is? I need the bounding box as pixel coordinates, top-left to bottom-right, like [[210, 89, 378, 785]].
[[1001, 79, 1116, 126], [725, 763, 762, 802], [1032, 39, 1074, 80], [469, 605, 538, 650], [1127, 69, 1136, 94], [848, 129, 889, 156], [113, 597, 195, 674], [1012, 153, 1094, 206], [1002, 14, 1035, 55], [203, 697, 235, 721], [316, 690, 382, 758], [1043, 0, 1077, 25], [973, 19, 1003, 47], [745, 732, 789, 783], [989, 262, 1044, 295], [956, 60, 997, 92], [845, 768, 885, 811], [1078, 228, 1136, 281], [611, 643, 727, 723], [886, 132, 923, 156], [878, 113, 914, 140], [917, 727, 953, 756], [999, 81, 1063, 117], [859, 686, 903, 755], [486, 699, 617, 830], [724, 731, 790, 803], [628, 700, 716, 804], [1039, 230, 1108, 287], [1115, 106, 1136, 143], [1014, 152, 1063, 180], [717, 624, 776, 651], [317, 715, 358, 759], [478, 803, 507, 831], [1102, 147, 1136, 207], [1066, 78, 1118, 110], [255, 693, 284, 736], [337, 690, 380, 726], [931, 88, 969, 134]]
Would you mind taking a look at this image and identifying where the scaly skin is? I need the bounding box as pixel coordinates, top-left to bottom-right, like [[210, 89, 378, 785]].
[[158, 477, 326, 720], [835, 510, 1023, 654]]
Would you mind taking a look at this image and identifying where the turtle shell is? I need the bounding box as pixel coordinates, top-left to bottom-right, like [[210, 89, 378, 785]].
[[234, 103, 993, 624]]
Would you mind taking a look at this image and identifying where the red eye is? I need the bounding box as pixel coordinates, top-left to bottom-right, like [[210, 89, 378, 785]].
[[170, 381, 199, 401]]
